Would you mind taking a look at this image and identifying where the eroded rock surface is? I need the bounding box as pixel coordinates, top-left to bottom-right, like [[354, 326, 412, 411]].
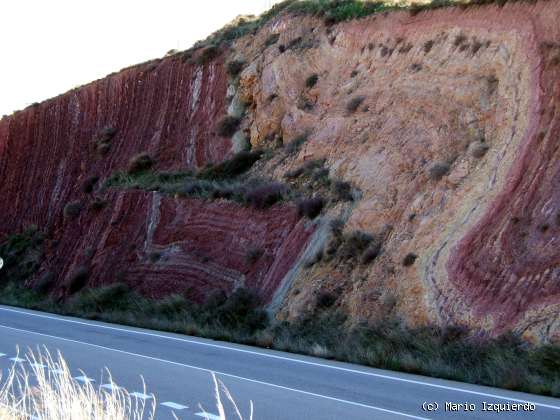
[[1, 1, 560, 341]]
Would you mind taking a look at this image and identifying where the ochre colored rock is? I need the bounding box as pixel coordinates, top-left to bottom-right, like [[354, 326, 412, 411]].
[[233, 1, 560, 342]]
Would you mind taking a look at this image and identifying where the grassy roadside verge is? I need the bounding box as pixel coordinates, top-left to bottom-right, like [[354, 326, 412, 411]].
[[1, 281, 559, 398]]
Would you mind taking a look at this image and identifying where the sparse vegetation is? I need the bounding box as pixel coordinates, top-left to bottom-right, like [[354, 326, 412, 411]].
[[346, 95, 365, 113], [0, 349, 155, 420], [403, 252, 418, 267], [423, 39, 434, 53], [316, 291, 337, 309], [305, 73, 319, 88], [82, 175, 99, 194], [360, 242, 381, 264], [66, 265, 89, 294], [127, 153, 154, 174], [0, 228, 43, 285], [428, 162, 451, 180], [196, 44, 220, 64], [285, 159, 325, 179], [284, 133, 309, 154], [331, 180, 353, 201], [264, 33, 280, 47], [471, 142, 490, 158], [226, 59, 245, 77], [216, 115, 242, 137], [2, 276, 560, 398], [244, 182, 287, 209], [246, 246, 264, 264], [197, 151, 262, 180], [90, 198, 107, 211], [63, 201, 82, 220], [297, 196, 325, 219]]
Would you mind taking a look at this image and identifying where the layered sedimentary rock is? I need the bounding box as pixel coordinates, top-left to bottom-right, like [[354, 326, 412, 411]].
[[0, 50, 314, 302], [232, 1, 560, 341], [1, 1, 560, 341]]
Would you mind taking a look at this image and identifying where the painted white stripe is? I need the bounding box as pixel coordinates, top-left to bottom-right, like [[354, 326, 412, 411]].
[[195, 413, 220, 420], [0, 304, 553, 409], [0, 323, 429, 419], [1, 307, 560, 411], [161, 401, 188, 410], [74, 375, 95, 383], [30, 363, 47, 369], [50, 369, 64, 375], [0, 353, 6, 357], [130, 392, 153, 400], [101, 383, 120, 391], [9, 357, 25, 363]]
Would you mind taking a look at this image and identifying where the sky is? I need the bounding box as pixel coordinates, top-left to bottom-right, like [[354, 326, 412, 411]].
[[0, 0, 281, 116]]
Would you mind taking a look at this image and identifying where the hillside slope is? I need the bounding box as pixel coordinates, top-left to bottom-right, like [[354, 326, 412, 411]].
[[1, 0, 559, 343]]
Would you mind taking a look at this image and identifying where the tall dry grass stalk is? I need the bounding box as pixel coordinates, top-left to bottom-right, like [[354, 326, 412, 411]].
[[198, 372, 253, 420], [0, 349, 254, 420], [0, 349, 155, 420]]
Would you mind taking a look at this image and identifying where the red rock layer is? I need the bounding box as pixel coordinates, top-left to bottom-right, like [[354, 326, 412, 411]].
[[44, 192, 312, 301], [0, 51, 314, 302]]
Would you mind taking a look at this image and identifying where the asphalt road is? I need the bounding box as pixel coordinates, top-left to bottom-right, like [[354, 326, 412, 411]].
[[0, 305, 558, 419]]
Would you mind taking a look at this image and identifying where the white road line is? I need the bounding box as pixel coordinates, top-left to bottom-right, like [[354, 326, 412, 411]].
[[0, 353, 6, 357], [161, 402, 188, 410], [74, 375, 95, 383], [101, 383, 120, 391], [0, 323, 429, 419], [195, 413, 220, 420], [30, 363, 47, 369], [130, 392, 153, 400], [9, 357, 25, 363], [1, 305, 556, 409], [50, 369, 64, 375]]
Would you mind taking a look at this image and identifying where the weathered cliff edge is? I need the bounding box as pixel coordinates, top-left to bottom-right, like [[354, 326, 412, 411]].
[[1, 1, 560, 342]]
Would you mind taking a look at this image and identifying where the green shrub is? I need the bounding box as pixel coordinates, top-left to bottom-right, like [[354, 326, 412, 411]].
[[216, 116, 241, 137], [264, 33, 280, 47], [361, 242, 381, 264], [423, 39, 434, 53], [245, 246, 264, 264], [82, 176, 99, 194], [66, 266, 89, 294], [305, 73, 319, 88], [0, 228, 44, 284], [89, 199, 107, 211], [471, 143, 489, 158], [338, 230, 375, 260], [285, 159, 325, 179], [346, 95, 365, 113], [127, 153, 154, 174], [33, 272, 55, 294], [316, 291, 337, 310], [63, 201, 82, 220], [402, 253, 418, 267], [97, 126, 117, 142], [244, 182, 287, 209], [284, 133, 309, 154], [197, 45, 220, 64], [197, 151, 262, 180], [297, 196, 325, 219], [332, 180, 353, 201], [428, 162, 450, 180], [226, 59, 245, 77]]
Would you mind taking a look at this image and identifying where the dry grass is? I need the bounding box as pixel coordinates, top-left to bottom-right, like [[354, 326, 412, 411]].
[[0, 349, 253, 420], [0, 349, 154, 420]]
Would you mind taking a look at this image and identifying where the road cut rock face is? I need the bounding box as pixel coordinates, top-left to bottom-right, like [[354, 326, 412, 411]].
[[1, 1, 560, 341]]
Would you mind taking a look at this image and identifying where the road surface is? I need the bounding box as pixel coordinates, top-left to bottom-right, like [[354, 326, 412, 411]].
[[0, 305, 558, 419]]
